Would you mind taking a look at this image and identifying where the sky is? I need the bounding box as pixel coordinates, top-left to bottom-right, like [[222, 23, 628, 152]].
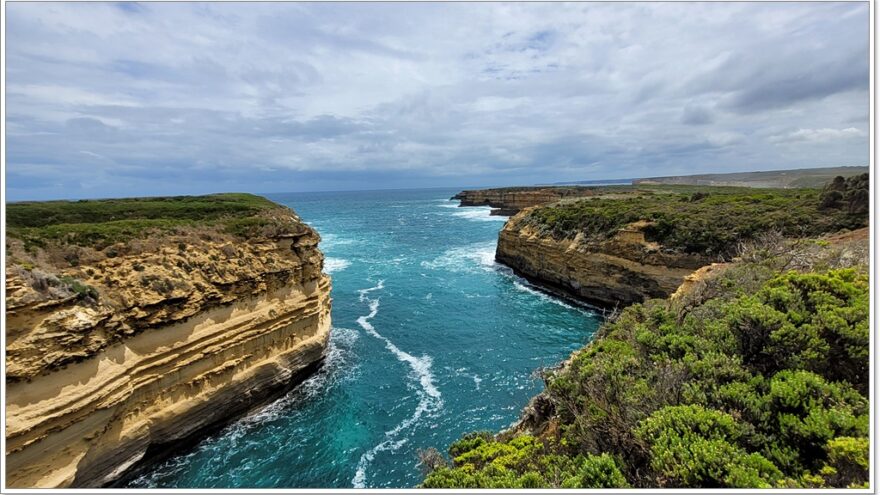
[[4, 2, 870, 201]]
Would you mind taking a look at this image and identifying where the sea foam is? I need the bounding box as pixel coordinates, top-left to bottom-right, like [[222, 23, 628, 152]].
[[352, 280, 442, 488], [421, 241, 500, 274], [512, 279, 594, 314], [449, 206, 508, 222], [324, 258, 351, 274]]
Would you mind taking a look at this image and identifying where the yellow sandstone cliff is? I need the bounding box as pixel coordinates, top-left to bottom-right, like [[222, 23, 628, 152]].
[[496, 211, 709, 307], [5, 204, 331, 487]]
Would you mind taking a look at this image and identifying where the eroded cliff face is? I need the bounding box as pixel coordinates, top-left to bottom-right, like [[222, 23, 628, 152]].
[[5, 210, 331, 488], [496, 211, 710, 308], [452, 188, 602, 215]]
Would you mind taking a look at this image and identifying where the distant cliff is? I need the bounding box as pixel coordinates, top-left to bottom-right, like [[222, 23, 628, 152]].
[[5, 194, 332, 488], [633, 166, 868, 189], [497, 216, 707, 307], [452, 187, 613, 215], [493, 178, 868, 308]]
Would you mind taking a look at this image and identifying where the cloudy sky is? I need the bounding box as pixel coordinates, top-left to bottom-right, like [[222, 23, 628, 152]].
[[5, 2, 869, 200]]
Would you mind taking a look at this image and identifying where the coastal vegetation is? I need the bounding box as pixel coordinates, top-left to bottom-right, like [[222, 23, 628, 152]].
[[524, 175, 868, 258], [423, 176, 870, 489], [423, 265, 869, 488], [633, 165, 868, 189], [6, 193, 296, 251]]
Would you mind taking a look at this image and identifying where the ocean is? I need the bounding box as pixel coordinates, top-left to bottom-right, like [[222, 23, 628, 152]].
[[128, 188, 601, 488]]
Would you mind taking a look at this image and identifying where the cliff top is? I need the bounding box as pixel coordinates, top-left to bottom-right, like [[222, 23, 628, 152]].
[[5, 192, 317, 318], [516, 175, 869, 258], [8, 192, 276, 225], [454, 166, 869, 198], [5, 193, 325, 381], [453, 182, 821, 202], [453, 185, 634, 197], [6, 193, 300, 250]]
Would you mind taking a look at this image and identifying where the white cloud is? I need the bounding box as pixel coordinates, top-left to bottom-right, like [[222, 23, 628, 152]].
[[4, 2, 870, 200], [769, 127, 867, 144]]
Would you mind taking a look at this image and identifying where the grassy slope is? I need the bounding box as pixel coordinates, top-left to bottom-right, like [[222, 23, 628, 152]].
[[6, 193, 291, 250]]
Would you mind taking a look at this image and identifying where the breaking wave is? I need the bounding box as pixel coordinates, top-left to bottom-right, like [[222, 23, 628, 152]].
[[324, 258, 351, 274], [421, 241, 500, 273], [449, 206, 508, 222]]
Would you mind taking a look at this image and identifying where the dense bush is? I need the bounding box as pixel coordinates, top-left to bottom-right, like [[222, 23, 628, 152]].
[[422, 435, 629, 488], [422, 268, 869, 488], [523, 182, 867, 258], [820, 174, 868, 214]]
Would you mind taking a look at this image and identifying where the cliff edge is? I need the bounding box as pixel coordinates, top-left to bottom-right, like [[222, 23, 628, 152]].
[[497, 213, 708, 307], [5, 193, 332, 488], [452, 187, 616, 216], [493, 178, 868, 308]]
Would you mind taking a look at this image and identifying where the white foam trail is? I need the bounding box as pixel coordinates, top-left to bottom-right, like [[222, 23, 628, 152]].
[[324, 258, 351, 274], [449, 206, 508, 222], [421, 241, 500, 274], [352, 280, 442, 488], [512, 279, 593, 313], [357, 280, 385, 301]]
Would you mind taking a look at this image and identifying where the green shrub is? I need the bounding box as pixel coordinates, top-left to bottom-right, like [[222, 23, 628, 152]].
[[560, 454, 629, 488], [424, 268, 868, 489], [634, 405, 781, 488], [448, 431, 494, 459], [58, 275, 99, 300]]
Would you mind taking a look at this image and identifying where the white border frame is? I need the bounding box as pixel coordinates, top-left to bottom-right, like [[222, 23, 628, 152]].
[[0, 1, 875, 493]]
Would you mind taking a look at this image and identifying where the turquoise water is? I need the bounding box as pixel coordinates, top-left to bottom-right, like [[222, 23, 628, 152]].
[[129, 188, 601, 488]]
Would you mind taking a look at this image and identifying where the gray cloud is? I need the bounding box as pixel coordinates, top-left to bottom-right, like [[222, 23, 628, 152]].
[[681, 104, 714, 126], [4, 2, 869, 200]]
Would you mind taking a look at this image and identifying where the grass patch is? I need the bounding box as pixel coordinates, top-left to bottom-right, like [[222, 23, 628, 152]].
[[6, 193, 287, 249]]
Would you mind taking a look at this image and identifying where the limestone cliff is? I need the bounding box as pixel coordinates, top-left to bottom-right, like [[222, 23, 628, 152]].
[[496, 212, 709, 308], [452, 187, 605, 215], [5, 195, 331, 488]]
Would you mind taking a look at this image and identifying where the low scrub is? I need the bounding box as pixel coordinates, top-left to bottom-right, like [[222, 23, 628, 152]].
[[422, 268, 869, 488], [522, 176, 868, 258], [6, 193, 288, 250]]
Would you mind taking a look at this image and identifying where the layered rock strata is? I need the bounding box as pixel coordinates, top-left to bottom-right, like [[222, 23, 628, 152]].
[[5, 209, 331, 488], [496, 213, 709, 308], [452, 188, 604, 215]]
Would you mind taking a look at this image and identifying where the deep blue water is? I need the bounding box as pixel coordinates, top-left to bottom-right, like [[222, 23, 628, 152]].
[[129, 188, 601, 488]]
